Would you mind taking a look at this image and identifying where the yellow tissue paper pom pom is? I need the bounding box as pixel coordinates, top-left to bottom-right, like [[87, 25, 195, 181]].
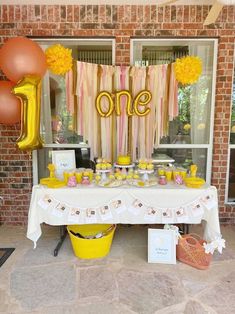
[[174, 56, 202, 85], [184, 123, 191, 131], [197, 123, 205, 130], [45, 44, 73, 75]]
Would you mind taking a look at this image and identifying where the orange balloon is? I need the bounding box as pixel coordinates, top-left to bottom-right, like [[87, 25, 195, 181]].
[[0, 81, 21, 125], [0, 37, 47, 83]]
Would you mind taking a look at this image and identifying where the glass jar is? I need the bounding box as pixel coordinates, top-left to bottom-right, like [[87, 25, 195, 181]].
[[159, 175, 167, 185]]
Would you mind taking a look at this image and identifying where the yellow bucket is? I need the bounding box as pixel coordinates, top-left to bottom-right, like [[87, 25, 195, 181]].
[[67, 224, 116, 259]]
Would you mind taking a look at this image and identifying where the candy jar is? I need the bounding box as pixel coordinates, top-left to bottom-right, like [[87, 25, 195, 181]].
[[81, 173, 90, 185], [67, 175, 77, 187], [159, 175, 167, 185]]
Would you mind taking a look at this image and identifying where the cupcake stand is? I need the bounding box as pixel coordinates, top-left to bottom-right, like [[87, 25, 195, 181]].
[[138, 169, 154, 182], [96, 169, 112, 182]]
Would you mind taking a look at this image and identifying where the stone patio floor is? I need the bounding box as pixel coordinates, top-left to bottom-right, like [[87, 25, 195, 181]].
[[0, 224, 235, 314]]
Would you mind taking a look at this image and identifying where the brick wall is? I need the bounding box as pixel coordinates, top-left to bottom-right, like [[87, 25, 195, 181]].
[[0, 4, 234, 225]]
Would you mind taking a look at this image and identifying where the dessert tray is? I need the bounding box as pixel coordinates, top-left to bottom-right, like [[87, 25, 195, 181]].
[[127, 179, 158, 188], [96, 180, 123, 188]]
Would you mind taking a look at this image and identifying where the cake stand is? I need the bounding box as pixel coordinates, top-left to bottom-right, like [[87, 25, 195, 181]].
[[138, 169, 154, 181], [114, 163, 135, 169], [96, 169, 112, 182], [114, 163, 135, 176]]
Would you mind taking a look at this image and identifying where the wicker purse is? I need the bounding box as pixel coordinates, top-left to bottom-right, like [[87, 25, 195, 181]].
[[176, 234, 212, 270]]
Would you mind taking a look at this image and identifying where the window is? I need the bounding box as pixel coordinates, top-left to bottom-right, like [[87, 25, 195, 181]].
[[226, 59, 235, 203], [33, 38, 115, 183], [131, 39, 218, 183]]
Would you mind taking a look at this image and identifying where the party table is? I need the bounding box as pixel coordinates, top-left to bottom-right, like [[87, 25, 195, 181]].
[[27, 184, 221, 249]]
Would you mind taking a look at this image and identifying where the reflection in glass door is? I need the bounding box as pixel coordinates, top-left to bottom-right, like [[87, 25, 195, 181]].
[[131, 39, 218, 183]]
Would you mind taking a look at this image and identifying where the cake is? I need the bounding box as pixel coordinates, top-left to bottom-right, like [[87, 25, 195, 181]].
[[117, 155, 131, 165]]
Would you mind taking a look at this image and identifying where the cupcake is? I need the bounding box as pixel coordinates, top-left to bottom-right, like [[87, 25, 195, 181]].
[[106, 163, 112, 169], [101, 163, 107, 170], [147, 164, 154, 170], [139, 163, 147, 170], [96, 163, 101, 170], [95, 175, 101, 182]]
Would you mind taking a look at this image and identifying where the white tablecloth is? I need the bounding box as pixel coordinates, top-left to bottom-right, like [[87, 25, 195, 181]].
[[27, 184, 221, 247]]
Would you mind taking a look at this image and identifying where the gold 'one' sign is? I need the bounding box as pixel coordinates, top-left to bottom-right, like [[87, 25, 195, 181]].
[[95, 90, 152, 117]]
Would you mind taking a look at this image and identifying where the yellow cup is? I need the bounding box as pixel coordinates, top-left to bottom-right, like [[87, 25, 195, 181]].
[[158, 168, 165, 176], [64, 171, 75, 184], [165, 169, 172, 181], [180, 169, 187, 179], [75, 172, 83, 184], [85, 169, 93, 181], [172, 170, 180, 180], [63, 172, 69, 184], [190, 164, 197, 177]]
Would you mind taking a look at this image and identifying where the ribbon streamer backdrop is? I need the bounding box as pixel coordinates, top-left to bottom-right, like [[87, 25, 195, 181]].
[[67, 61, 178, 162]]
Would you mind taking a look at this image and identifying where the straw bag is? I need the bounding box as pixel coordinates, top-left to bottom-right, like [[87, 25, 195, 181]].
[[176, 234, 212, 270]]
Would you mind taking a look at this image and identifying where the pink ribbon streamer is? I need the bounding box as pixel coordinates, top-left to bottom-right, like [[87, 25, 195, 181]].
[[130, 67, 146, 160], [115, 65, 129, 155], [168, 63, 178, 121], [100, 65, 114, 160]]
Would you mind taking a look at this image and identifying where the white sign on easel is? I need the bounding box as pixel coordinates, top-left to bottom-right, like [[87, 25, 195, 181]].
[[148, 229, 176, 264]]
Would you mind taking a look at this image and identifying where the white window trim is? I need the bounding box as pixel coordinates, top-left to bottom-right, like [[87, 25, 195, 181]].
[[32, 38, 116, 185], [225, 48, 235, 205], [225, 145, 235, 204], [130, 38, 218, 184]]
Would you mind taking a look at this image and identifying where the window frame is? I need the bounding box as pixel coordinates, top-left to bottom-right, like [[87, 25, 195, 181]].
[[225, 49, 235, 204], [32, 37, 116, 185], [130, 38, 218, 184]]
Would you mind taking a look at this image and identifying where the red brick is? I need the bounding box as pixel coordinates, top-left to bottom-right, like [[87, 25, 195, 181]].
[[190, 5, 196, 22], [131, 5, 137, 23], [164, 6, 171, 23], [47, 5, 53, 22], [67, 5, 73, 22], [73, 5, 79, 22], [144, 5, 150, 23], [137, 5, 144, 23], [2, 5, 8, 22], [183, 6, 189, 22]]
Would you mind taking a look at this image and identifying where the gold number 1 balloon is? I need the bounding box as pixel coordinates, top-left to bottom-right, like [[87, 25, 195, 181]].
[[16, 98, 27, 143], [12, 76, 43, 150]]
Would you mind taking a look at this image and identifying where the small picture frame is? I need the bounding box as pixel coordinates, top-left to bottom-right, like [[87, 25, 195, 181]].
[[52, 150, 76, 179], [148, 229, 176, 264]]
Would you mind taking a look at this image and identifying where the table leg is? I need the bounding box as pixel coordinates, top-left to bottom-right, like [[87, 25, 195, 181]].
[[182, 224, 190, 234], [54, 226, 67, 257]]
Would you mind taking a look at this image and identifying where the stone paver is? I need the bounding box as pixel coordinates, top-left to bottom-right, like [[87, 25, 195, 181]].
[[16, 238, 77, 268], [199, 271, 235, 313], [79, 266, 118, 301], [10, 263, 76, 310], [0, 225, 234, 313], [184, 300, 211, 314], [117, 269, 185, 313]]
